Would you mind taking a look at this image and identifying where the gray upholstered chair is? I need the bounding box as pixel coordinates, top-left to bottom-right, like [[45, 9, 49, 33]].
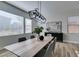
[[44, 37, 57, 57]]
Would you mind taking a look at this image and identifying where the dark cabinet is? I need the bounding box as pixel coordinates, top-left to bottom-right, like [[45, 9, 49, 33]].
[[45, 32, 63, 42]]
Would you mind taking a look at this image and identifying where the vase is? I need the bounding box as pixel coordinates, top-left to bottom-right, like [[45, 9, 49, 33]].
[[36, 34, 40, 40]]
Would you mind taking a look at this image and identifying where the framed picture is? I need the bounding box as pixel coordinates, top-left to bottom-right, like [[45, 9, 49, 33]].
[[46, 21, 62, 33]]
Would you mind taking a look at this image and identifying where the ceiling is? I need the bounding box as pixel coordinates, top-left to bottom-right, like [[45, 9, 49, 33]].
[[6, 1, 79, 15], [6, 1, 39, 11]]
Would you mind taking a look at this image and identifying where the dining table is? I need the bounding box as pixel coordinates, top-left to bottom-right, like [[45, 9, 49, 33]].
[[4, 36, 53, 57]]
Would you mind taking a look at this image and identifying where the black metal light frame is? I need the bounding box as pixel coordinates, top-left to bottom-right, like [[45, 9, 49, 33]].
[[28, 8, 46, 23]]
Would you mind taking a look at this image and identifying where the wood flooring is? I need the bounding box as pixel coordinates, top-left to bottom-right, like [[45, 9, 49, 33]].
[[53, 42, 79, 57]]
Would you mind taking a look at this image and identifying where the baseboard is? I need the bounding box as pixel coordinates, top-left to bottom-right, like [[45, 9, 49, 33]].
[[63, 40, 79, 44]]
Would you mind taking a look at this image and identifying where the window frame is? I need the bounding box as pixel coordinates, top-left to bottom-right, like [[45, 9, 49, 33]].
[[25, 18, 32, 33], [0, 10, 32, 37], [68, 16, 79, 33]]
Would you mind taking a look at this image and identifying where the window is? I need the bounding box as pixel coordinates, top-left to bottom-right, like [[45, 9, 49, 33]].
[[68, 16, 79, 33], [25, 18, 32, 33], [0, 10, 24, 36]]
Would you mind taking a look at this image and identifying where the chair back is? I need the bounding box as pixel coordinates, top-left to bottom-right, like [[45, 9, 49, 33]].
[[18, 37, 27, 42], [44, 37, 56, 57], [53, 37, 57, 53], [30, 35, 35, 39]]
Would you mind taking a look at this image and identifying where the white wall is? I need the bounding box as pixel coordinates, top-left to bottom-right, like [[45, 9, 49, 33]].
[[39, 1, 79, 44], [63, 13, 79, 43]]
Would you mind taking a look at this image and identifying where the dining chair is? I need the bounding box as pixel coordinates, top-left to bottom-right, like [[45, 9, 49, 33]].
[[44, 37, 57, 57], [30, 35, 35, 39], [18, 37, 27, 42]]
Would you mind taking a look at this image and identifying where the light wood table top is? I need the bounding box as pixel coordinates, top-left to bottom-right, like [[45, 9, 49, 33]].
[[0, 49, 17, 57], [4, 36, 53, 57]]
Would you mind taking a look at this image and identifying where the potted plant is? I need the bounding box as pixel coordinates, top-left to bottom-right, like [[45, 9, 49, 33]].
[[33, 26, 44, 40]]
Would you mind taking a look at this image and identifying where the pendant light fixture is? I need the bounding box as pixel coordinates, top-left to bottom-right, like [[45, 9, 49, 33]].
[[28, 1, 46, 23]]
